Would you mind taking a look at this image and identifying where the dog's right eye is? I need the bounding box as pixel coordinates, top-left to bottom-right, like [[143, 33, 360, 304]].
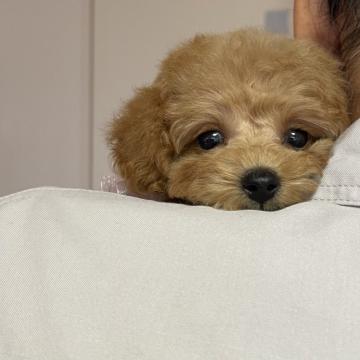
[[284, 128, 309, 149], [197, 130, 225, 150]]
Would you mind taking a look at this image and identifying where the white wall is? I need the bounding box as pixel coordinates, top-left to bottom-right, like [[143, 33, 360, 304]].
[[0, 0, 293, 196], [93, 0, 293, 188], [0, 0, 92, 196]]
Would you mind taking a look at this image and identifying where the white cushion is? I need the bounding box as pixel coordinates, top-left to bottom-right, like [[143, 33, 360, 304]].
[[1, 187, 360, 359], [313, 119, 360, 206]]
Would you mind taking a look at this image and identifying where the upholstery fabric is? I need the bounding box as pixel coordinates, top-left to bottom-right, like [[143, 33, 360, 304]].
[[0, 187, 360, 359]]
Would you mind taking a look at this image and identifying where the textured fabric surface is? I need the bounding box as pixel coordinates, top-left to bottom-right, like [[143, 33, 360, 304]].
[[1, 119, 360, 359], [313, 119, 360, 206], [1, 187, 360, 360]]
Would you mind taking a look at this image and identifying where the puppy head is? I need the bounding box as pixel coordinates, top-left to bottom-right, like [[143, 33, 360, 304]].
[[108, 29, 350, 210]]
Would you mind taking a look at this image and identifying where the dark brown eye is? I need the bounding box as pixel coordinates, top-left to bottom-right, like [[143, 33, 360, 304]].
[[284, 129, 309, 149], [197, 130, 224, 150]]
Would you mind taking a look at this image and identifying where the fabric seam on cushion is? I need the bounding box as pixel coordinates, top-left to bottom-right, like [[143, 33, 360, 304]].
[[313, 198, 360, 203], [319, 184, 360, 188], [1, 187, 359, 209]]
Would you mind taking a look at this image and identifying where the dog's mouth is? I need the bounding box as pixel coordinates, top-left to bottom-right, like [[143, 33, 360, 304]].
[[168, 197, 195, 206], [258, 202, 283, 211]]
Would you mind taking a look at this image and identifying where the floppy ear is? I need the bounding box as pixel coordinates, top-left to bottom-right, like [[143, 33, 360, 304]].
[[107, 86, 174, 196]]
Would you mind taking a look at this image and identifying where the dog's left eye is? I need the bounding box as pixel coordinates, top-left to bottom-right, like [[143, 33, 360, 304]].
[[284, 129, 309, 149], [197, 130, 225, 150]]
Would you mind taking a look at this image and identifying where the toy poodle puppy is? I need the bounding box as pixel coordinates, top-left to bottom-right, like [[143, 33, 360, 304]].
[[108, 29, 351, 210]]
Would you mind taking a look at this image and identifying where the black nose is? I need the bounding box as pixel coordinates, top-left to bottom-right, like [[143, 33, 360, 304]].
[[241, 168, 280, 204]]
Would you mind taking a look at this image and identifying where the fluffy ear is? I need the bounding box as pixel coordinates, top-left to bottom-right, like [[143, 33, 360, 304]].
[[107, 86, 174, 196]]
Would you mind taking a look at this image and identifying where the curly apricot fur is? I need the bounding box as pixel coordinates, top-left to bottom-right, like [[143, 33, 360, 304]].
[[108, 29, 351, 210]]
